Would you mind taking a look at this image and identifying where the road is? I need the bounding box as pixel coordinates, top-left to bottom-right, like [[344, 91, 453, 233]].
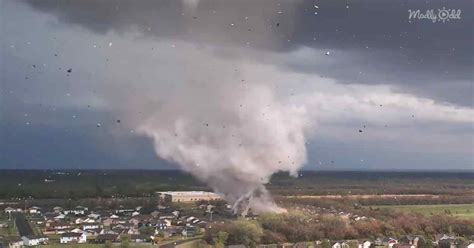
[[159, 237, 201, 248], [13, 213, 34, 237]]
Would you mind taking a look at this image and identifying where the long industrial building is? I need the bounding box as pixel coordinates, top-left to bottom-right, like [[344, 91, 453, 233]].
[[158, 191, 222, 202]]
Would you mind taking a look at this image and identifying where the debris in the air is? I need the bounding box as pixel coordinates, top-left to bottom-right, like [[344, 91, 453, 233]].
[[108, 42, 113, 47], [314, 5, 319, 8], [204, 123, 209, 127], [67, 68, 72, 73], [412, 115, 415, 117], [359, 129, 363, 132], [276, 23, 280, 27], [116, 119, 121, 123], [278, 11, 283, 14], [346, 5, 350, 8], [96, 123, 101, 127], [32, 65, 36, 68], [325, 51, 330, 56], [314, 12, 318, 15], [230, 23, 235, 26], [54, 54, 58, 57], [26, 122, 30, 125]]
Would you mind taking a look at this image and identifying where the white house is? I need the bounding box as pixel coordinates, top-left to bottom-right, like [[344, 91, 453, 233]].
[[88, 213, 101, 219], [22, 235, 48, 246], [332, 242, 350, 248], [54, 214, 66, 220], [358, 240, 371, 248], [4, 207, 16, 214], [132, 211, 140, 216], [82, 222, 101, 230], [64, 206, 87, 215], [75, 218, 84, 224], [60, 232, 87, 244], [28, 206, 41, 214]]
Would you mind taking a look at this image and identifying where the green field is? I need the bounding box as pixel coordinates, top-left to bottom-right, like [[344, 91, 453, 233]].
[[373, 204, 474, 219]]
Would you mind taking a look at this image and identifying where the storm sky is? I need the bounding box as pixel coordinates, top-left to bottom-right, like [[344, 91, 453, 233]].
[[1, 0, 473, 170]]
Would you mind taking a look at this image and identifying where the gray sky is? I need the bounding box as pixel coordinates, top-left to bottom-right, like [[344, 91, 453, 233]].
[[1, 0, 473, 170]]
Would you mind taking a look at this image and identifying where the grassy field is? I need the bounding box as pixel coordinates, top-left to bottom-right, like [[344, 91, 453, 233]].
[[373, 204, 474, 219], [0, 214, 17, 236]]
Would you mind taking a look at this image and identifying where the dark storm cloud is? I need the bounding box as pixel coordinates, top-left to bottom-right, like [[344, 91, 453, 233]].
[[1, 0, 473, 171], [22, 0, 474, 106]]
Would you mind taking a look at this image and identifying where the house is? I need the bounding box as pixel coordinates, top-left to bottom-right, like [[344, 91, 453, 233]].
[[53, 214, 66, 220], [376, 237, 398, 248], [331, 241, 350, 248], [60, 232, 87, 244], [21, 235, 48, 246], [130, 234, 149, 243], [95, 234, 120, 243], [82, 222, 101, 230], [156, 219, 169, 230], [53, 206, 63, 213], [132, 211, 140, 216], [64, 206, 88, 215], [400, 235, 424, 246], [358, 240, 371, 248], [151, 211, 160, 218], [75, 218, 84, 224], [28, 206, 41, 214], [88, 213, 101, 219], [4, 207, 16, 214]]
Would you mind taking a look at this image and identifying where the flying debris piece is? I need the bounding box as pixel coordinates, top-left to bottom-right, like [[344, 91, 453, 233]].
[[359, 129, 363, 132], [108, 42, 113, 47], [276, 22, 280, 27], [325, 51, 330, 56], [412, 115, 415, 117], [116, 119, 121, 123], [32, 65, 36, 68], [346, 5, 350, 8], [314, 5, 319, 8], [204, 123, 209, 127], [96, 123, 101, 127], [54, 54, 58, 57], [67, 68, 72, 73], [230, 23, 235, 26]]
